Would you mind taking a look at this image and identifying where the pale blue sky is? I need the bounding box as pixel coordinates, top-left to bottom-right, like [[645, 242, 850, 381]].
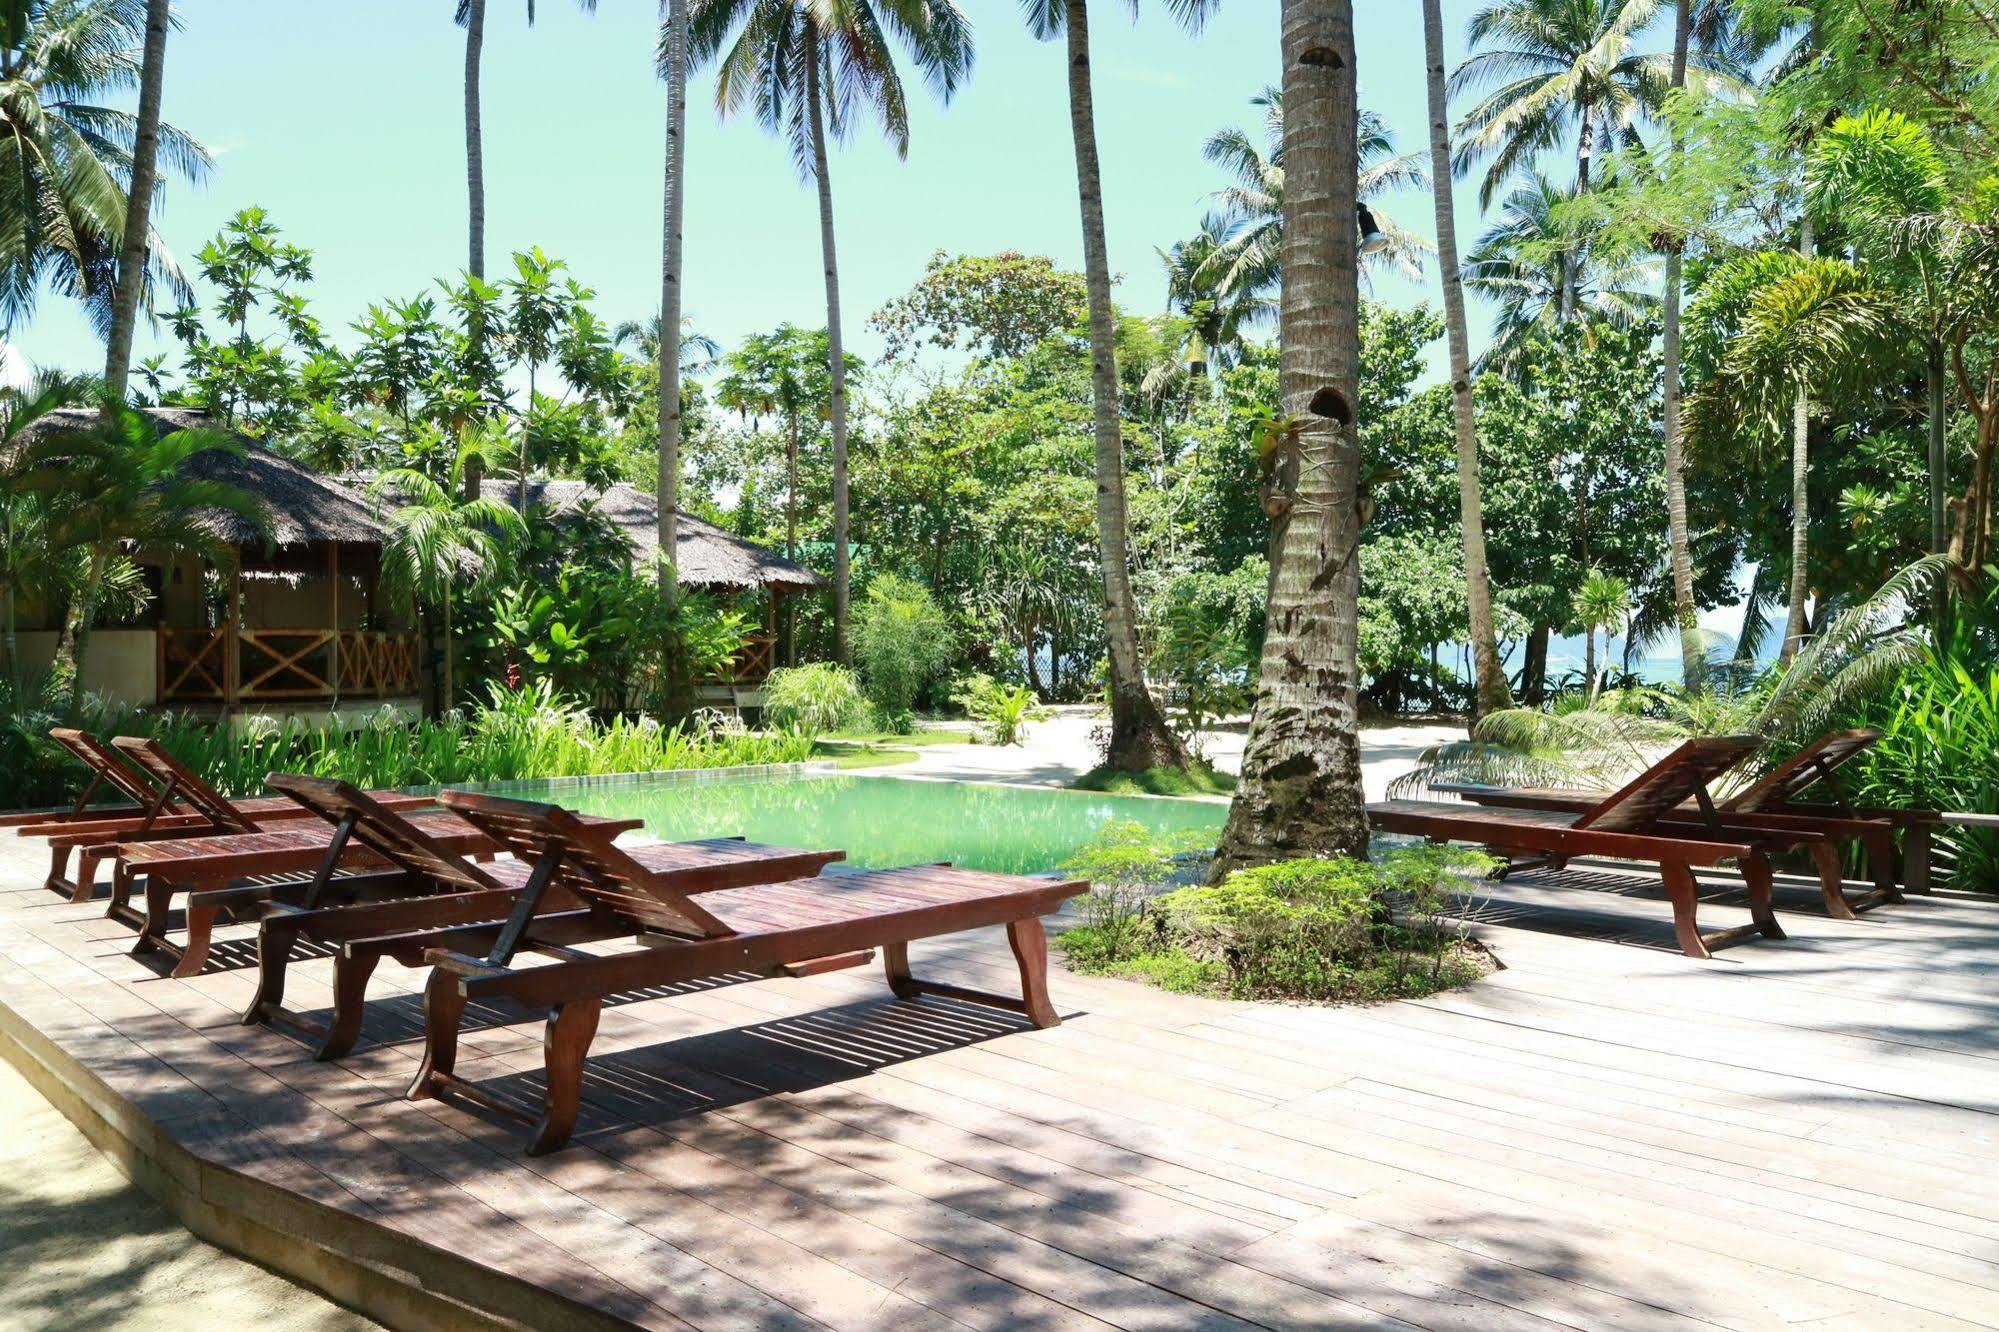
[[11, 1, 1569, 379]]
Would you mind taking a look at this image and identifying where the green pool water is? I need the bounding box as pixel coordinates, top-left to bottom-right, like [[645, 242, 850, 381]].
[[530, 773, 1226, 875]]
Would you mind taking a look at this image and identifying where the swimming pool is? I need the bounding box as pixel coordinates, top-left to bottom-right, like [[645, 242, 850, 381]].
[[489, 772, 1226, 875]]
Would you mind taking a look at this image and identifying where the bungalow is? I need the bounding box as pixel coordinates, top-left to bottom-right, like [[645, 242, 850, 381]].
[[13, 409, 824, 722]]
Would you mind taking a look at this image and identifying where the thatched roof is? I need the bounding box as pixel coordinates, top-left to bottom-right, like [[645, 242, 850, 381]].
[[482, 480, 827, 593], [37, 407, 387, 547]]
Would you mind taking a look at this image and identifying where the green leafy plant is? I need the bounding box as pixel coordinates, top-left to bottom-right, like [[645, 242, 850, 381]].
[[953, 672, 1047, 746], [762, 662, 869, 737], [851, 574, 953, 722]]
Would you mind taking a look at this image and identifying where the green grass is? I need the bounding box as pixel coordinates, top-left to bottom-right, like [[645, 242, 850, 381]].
[[810, 740, 925, 770], [822, 726, 972, 748], [1072, 762, 1236, 798]]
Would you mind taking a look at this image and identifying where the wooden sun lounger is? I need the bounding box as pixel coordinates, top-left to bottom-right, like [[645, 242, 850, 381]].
[[1431, 728, 1917, 914], [1372, 736, 1838, 959], [241, 774, 841, 1060], [113, 813, 501, 977], [379, 789, 1086, 1154], [14, 731, 423, 901]]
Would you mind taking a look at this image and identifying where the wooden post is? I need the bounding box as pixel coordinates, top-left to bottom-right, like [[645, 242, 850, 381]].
[[225, 563, 242, 707], [328, 543, 342, 702]]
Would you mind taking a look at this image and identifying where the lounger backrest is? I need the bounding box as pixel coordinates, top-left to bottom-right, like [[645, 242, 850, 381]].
[[438, 790, 733, 940], [265, 773, 503, 893], [1573, 736, 1759, 833], [111, 737, 255, 833], [1720, 728, 1882, 813], [50, 728, 162, 808]]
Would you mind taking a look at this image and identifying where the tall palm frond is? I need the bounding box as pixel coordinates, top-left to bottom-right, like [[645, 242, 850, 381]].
[[0, 0, 210, 333]]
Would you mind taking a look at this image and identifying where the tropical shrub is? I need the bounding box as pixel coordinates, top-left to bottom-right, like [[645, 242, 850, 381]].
[[1057, 830, 1496, 1002], [851, 574, 953, 725], [0, 682, 813, 811], [952, 672, 1047, 746], [762, 662, 869, 736]]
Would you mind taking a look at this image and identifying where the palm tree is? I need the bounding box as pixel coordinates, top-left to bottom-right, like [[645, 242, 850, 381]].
[[655, 0, 694, 722], [613, 314, 719, 373], [1422, 0, 1510, 723], [1463, 174, 1660, 374], [0, 372, 93, 680], [456, 0, 598, 284], [1157, 218, 1261, 373], [1199, 86, 1429, 311], [1452, 0, 1743, 313], [19, 401, 260, 712], [1212, 0, 1368, 872], [1572, 567, 1632, 699], [0, 0, 210, 335], [692, 0, 973, 663], [1025, 0, 1199, 773], [1658, 0, 1701, 690], [374, 455, 523, 711], [101, 0, 169, 401]]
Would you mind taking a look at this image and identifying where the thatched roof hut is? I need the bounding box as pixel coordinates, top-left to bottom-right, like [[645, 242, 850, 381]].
[[36, 407, 387, 547], [481, 480, 827, 594]]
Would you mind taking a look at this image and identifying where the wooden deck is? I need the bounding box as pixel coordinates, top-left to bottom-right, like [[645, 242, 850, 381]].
[[5, 828, 1999, 1331]]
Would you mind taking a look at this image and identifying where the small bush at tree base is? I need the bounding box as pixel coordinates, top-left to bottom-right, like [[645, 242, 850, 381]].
[[1055, 827, 1498, 1004]]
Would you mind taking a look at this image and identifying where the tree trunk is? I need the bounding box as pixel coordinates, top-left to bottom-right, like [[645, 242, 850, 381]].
[[1061, 0, 1186, 772], [1928, 341, 1950, 556], [1211, 0, 1368, 876], [1781, 215, 1815, 664], [59, 548, 109, 715], [1562, 112, 1597, 319], [1422, 0, 1508, 725], [464, 0, 487, 284], [1661, 0, 1702, 690], [102, 0, 171, 401], [1583, 627, 1598, 702], [1, 580, 14, 686], [656, 0, 695, 723], [1522, 624, 1549, 704], [785, 412, 799, 560], [804, 33, 853, 663], [441, 595, 456, 713]]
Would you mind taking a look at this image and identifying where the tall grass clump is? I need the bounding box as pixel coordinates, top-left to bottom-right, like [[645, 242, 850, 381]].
[[0, 678, 813, 809]]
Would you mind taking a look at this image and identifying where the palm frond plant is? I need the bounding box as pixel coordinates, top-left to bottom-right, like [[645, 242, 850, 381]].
[[0, 0, 210, 334], [372, 458, 524, 712]]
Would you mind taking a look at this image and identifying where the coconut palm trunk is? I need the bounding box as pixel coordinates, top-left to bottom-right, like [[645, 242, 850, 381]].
[[1561, 109, 1597, 319], [464, 0, 488, 283], [1780, 213, 1814, 664], [1661, 0, 1702, 688], [802, 29, 853, 663], [102, 0, 171, 400], [657, 0, 695, 721], [1060, 0, 1186, 772], [1422, 0, 1508, 722], [1211, 0, 1368, 875]]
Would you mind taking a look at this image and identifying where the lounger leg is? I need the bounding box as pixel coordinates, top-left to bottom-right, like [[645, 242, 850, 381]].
[[243, 920, 301, 1025], [317, 952, 382, 1061], [882, 942, 919, 999], [1739, 854, 1787, 941], [45, 845, 74, 897], [1869, 830, 1906, 904], [107, 864, 132, 920], [408, 969, 467, 1101], [1007, 919, 1060, 1029], [172, 900, 219, 977], [1809, 843, 1859, 921], [1659, 862, 1710, 960], [131, 876, 172, 956], [528, 998, 603, 1157], [75, 849, 107, 902]]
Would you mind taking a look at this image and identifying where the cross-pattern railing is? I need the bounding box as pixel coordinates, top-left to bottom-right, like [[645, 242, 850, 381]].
[[702, 634, 776, 685], [159, 625, 420, 703]]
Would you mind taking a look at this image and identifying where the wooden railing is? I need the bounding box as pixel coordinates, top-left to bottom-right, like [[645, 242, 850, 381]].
[[159, 625, 419, 704], [703, 634, 776, 685]]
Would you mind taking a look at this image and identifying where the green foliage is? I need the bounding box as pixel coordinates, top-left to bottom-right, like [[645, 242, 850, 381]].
[[870, 251, 1088, 362], [852, 574, 953, 720], [1057, 832, 1495, 1003], [952, 672, 1047, 746], [763, 662, 870, 737], [1073, 763, 1235, 798]]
